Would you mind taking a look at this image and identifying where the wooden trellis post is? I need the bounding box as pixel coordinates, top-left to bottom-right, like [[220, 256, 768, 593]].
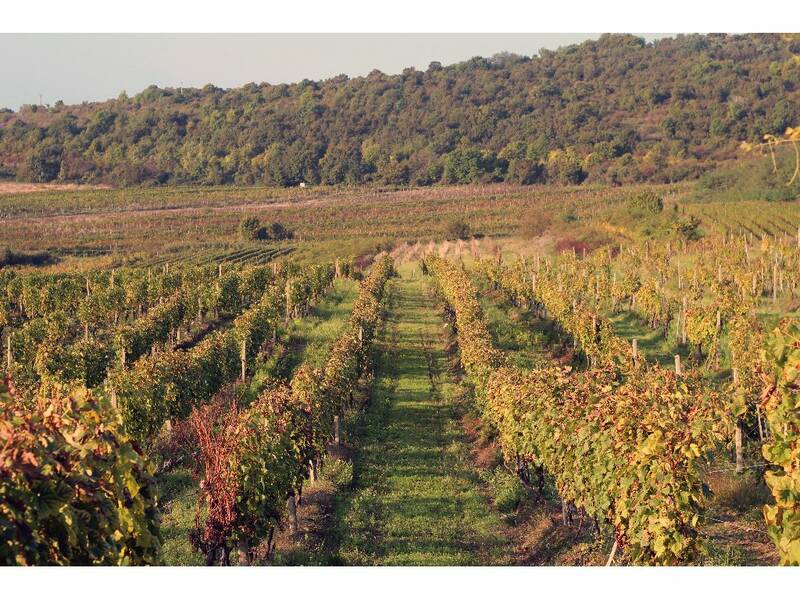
[[6, 333, 12, 370], [237, 540, 249, 566], [334, 415, 341, 446], [674, 354, 682, 376], [240, 339, 246, 381], [285, 280, 292, 321], [773, 264, 778, 303], [732, 367, 743, 474], [681, 296, 688, 345], [287, 496, 298, 534]]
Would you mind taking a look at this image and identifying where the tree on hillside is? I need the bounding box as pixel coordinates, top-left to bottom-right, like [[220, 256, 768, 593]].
[[2, 34, 800, 187], [23, 145, 63, 182], [506, 159, 545, 185], [443, 149, 504, 184], [319, 143, 363, 185]]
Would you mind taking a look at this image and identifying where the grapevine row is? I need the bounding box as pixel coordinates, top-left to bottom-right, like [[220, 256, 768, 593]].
[[190, 255, 394, 564], [427, 255, 725, 565], [108, 263, 336, 444], [479, 247, 766, 467], [759, 323, 800, 565], [5, 263, 276, 402]]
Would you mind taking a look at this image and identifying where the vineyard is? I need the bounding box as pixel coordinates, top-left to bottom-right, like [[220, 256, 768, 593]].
[[0, 250, 392, 565], [1, 180, 800, 566]]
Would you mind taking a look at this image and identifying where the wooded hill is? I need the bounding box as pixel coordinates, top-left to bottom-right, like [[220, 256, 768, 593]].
[[1, 33, 798, 187]]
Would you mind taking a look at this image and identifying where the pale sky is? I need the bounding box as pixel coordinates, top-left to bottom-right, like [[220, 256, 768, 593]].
[[0, 33, 672, 110]]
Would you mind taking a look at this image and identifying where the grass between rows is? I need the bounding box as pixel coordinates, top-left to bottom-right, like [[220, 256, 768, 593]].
[[323, 263, 512, 565]]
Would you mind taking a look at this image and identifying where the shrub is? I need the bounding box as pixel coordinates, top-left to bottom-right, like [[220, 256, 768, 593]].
[[446, 219, 471, 240], [0, 247, 57, 267], [672, 215, 702, 240], [627, 190, 664, 216], [268, 222, 293, 241], [239, 217, 293, 241], [239, 216, 263, 241]]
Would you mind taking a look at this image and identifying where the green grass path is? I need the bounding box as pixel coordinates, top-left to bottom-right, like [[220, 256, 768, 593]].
[[333, 264, 512, 565]]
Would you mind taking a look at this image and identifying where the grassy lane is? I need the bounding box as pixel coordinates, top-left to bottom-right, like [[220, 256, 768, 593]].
[[473, 275, 553, 371], [286, 278, 358, 372], [331, 263, 512, 565]]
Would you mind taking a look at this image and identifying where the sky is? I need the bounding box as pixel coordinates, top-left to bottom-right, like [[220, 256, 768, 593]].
[[0, 33, 671, 111]]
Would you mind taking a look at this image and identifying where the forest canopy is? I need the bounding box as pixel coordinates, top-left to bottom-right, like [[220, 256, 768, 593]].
[[1, 33, 798, 188]]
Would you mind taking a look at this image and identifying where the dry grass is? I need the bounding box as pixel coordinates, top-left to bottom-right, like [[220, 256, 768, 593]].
[[707, 471, 772, 513], [0, 181, 111, 194]]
